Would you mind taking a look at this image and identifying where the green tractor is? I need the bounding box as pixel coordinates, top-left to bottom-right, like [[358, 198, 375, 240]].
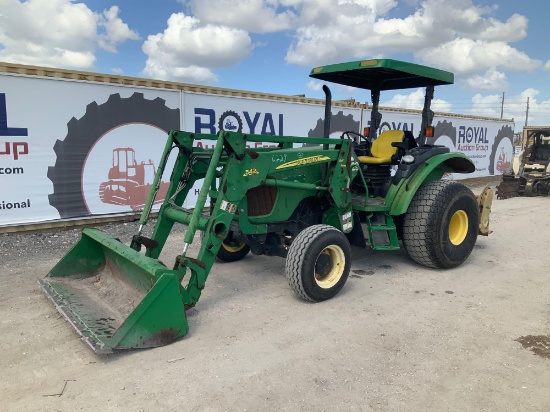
[[39, 59, 493, 353]]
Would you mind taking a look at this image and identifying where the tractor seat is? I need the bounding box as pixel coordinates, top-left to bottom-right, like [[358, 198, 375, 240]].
[[357, 130, 405, 164]]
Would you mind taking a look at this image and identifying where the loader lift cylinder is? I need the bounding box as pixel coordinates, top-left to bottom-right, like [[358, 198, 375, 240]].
[[131, 134, 176, 250], [180, 132, 225, 256]]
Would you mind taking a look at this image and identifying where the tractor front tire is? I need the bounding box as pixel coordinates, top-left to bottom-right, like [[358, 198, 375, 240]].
[[403, 180, 479, 269], [285, 225, 351, 302]]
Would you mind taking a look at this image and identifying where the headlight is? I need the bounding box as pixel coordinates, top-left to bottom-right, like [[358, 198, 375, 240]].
[[401, 155, 415, 164]]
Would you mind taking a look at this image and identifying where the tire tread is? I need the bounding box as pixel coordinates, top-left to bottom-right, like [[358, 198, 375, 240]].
[[285, 225, 343, 302], [403, 180, 477, 269]]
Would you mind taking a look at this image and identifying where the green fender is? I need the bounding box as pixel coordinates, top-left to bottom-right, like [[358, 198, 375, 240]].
[[387, 152, 475, 216]]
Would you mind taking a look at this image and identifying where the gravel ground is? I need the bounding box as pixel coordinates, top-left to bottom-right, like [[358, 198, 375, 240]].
[[5, 176, 549, 412], [0, 218, 186, 267]]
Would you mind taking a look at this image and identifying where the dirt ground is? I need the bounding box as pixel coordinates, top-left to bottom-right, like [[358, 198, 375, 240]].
[[1, 181, 549, 412]]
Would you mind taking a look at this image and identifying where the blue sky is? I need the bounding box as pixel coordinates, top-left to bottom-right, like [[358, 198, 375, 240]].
[[1, 0, 549, 131]]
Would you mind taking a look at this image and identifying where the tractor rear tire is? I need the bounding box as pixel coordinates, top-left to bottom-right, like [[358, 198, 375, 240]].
[[285, 224, 351, 302], [402, 180, 479, 269]]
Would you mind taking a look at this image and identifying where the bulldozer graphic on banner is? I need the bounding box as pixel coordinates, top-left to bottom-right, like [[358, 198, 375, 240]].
[[99, 147, 170, 209]]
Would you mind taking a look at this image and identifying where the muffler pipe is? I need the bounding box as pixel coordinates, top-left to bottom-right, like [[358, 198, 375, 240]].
[[322, 85, 332, 184]]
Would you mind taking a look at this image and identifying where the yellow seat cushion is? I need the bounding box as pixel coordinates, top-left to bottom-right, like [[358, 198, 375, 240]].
[[357, 130, 405, 164]]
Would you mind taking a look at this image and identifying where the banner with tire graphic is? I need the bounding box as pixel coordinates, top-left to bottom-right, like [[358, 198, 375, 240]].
[[48, 92, 180, 219], [0, 74, 180, 226], [1, 72, 514, 227], [361, 110, 515, 178]]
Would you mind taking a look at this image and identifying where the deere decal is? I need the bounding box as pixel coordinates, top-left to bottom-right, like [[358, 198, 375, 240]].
[[276, 155, 331, 169]]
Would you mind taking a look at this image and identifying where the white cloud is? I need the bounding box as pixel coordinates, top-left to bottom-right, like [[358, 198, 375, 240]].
[[142, 13, 252, 82], [98, 6, 139, 53], [416, 38, 541, 76], [382, 88, 452, 112], [470, 88, 550, 126], [336, 84, 358, 95], [306, 77, 356, 97], [470, 93, 502, 118], [306, 80, 323, 91], [512, 89, 550, 126], [187, 0, 298, 33], [0, 0, 137, 69], [286, 0, 405, 64], [477, 13, 528, 42], [544, 61, 550, 71], [145, 0, 539, 88], [299, 0, 397, 26], [465, 68, 507, 91], [185, 0, 397, 37], [284, 0, 536, 85]]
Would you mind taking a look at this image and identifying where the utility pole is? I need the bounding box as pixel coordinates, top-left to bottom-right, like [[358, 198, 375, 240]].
[[500, 92, 505, 118], [525, 97, 530, 126]]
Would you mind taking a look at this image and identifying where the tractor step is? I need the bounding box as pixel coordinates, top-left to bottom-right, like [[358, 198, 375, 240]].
[[363, 212, 400, 251]]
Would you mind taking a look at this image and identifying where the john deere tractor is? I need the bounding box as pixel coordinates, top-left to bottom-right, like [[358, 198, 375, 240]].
[[39, 59, 493, 353]]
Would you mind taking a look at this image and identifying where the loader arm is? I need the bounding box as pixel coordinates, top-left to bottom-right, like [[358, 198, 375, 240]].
[[38, 129, 349, 352], [134, 130, 353, 308]]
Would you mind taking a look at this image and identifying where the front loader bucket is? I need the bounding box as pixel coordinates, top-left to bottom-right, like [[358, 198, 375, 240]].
[[39, 228, 188, 353]]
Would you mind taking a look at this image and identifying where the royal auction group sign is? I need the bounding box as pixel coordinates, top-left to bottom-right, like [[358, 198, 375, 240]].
[[0, 73, 514, 227]]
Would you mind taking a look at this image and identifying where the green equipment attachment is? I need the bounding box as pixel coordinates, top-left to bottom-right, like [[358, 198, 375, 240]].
[[40, 129, 356, 353], [39, 228, 188, 353]]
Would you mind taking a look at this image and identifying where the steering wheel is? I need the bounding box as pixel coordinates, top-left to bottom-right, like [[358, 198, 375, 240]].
[[341, 131, 371, 155]]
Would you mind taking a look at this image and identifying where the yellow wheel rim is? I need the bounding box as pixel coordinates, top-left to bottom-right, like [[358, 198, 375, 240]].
[[449, 210, 468, 245], [222, 241, 246, 253], [314, 245, 345, 289]]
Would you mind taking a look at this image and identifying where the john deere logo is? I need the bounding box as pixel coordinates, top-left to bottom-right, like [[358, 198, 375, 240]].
[[276, 155, 330, 169]]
